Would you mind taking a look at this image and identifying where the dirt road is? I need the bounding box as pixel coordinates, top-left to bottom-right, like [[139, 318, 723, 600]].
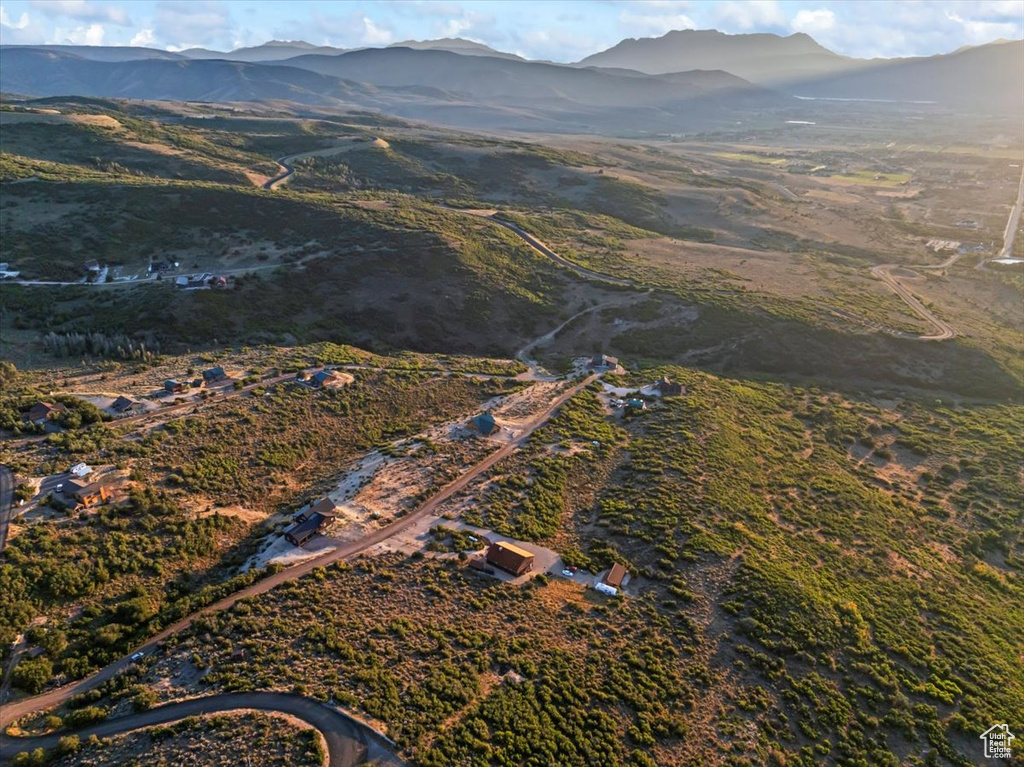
[[0, 373, 596, 732], [0, 692, 382, 767], [869, 259, 956, 341]]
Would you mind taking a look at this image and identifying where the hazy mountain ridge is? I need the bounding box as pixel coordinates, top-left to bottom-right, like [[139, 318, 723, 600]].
[[1, 29, 1020, 128], [0, 46, 788, 133], [0, 49, 386, 107], [578, 29, 856, 85], [387, 37, 527, 61], [180, 40, 354, 62], [578, 29, 1023, 109]]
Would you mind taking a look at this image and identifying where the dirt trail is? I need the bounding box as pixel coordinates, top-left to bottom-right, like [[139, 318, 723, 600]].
[[264, 141, 378, 190], [869, 253, 959, 341]]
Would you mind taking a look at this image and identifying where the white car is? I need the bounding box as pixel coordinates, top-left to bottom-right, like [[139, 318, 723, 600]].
[[561, 569, 574, 577], [130, 651, 145, 662]]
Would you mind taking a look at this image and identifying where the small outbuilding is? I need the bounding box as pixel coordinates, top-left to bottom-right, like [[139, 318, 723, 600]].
[[486, 541, 535, 576], [471, 412, 499, 436]]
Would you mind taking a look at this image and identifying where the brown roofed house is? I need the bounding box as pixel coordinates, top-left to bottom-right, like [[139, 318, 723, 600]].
[[604, 562, 628, 589], [24, 402, 67, 425], [486, 541, 535, 576]]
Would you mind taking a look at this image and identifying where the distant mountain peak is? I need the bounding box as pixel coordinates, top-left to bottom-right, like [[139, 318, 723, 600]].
[[261, 40, 321, 49], [577, 27, 846, 85], [387, 37, 524, 60]]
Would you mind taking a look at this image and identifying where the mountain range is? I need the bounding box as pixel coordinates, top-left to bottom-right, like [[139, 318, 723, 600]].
[[1, 31, 1020, 133]]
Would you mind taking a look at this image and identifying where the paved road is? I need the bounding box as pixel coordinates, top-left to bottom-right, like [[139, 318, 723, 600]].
[[0, 692, 373, 767], [998, 163, 1024, 260], [264, 155, 296, 189], [0, 466, 13, 554], [0, 373, 597, 731], [870, 260, 957, 341]]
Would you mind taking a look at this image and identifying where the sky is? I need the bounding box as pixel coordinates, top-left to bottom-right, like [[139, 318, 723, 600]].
[[0, 0, 1021, 61]]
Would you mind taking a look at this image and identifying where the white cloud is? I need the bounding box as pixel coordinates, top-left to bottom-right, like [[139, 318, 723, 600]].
[[0, 4, 30, 29], [52, 21, 105, 44], [31, 0, 129, 26], [129, 28, 155, 47], [714, 0, 787, 31], [361, 16, 392, 44], [510, 26, 607, 61], [791, 8, 836, 34], [945, 9, 1021, 43], [439, 17, 472, 37], [432, 7, 494, 40], [153, 0, 233, 49], [619, 9, 696, 37]]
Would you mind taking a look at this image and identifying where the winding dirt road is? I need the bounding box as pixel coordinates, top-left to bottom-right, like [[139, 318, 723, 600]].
[[870, 252, 958, 341]]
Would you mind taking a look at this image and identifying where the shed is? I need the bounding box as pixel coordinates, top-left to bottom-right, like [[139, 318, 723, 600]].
[[164, 379, 187, 394], [471, 412, 499, 436], [604, 562, 628, 589], [486, 541, 534, 576]]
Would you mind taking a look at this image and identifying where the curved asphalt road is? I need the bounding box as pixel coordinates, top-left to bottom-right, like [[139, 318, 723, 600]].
[[0, 692, 367, 766]]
